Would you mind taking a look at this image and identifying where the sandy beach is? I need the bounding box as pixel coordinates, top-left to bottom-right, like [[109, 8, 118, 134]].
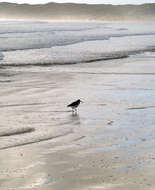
[[0, 51, 155, 190]]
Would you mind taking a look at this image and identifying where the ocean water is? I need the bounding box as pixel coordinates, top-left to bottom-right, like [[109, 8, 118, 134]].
[[0, 21, 155, 65], [0, 21, 155, 150]]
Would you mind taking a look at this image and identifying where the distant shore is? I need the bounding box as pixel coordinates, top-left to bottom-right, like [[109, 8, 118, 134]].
[[0, 2, 155, 22]]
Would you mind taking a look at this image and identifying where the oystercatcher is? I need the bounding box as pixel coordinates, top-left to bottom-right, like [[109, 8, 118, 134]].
[[67, 99, 83, 112]]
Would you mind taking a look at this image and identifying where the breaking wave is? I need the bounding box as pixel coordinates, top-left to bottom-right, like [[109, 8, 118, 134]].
[[0, 21, 155, 66], [0, 47, 155, 67]]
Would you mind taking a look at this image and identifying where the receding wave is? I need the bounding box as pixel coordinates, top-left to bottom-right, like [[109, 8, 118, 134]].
[[0, 53, 129, 66], [0, 48, 155, 67], [76, 72, 155, 76], [1, 32, 155, 53], [0, 21, 155, 66]]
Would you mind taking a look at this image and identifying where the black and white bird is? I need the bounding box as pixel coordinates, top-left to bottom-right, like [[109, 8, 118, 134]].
[[67, 99, 83, 112]]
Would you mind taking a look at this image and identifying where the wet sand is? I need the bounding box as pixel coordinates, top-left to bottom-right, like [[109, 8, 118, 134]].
[[0, 52, 155, 190]]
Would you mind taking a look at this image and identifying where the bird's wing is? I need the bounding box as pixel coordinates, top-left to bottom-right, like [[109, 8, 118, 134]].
[[67, 101, 76, 107]]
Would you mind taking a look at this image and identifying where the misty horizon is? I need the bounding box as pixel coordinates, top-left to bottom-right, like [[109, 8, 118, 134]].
[[0, 0, 155, 5], [0, 2, 155, 22]]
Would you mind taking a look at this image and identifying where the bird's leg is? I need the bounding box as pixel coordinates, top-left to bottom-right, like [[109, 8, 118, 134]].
[[72, 108, 76, 115]]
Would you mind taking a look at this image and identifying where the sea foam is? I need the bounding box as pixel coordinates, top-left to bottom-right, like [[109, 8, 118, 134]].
[[0, 21, 155, 66]]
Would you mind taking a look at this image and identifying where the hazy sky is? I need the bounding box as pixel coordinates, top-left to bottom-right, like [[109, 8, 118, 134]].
[[0, 0, 155, 4]]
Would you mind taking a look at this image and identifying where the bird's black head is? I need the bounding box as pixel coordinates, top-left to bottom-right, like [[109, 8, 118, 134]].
[[78, 99, 84, 103]]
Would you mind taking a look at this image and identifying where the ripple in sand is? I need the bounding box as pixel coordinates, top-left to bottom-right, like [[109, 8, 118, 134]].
[[0, 127, 35, 137]]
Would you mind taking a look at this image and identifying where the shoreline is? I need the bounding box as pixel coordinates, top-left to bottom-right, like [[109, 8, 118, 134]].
[[0, 52, 155, 189]]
